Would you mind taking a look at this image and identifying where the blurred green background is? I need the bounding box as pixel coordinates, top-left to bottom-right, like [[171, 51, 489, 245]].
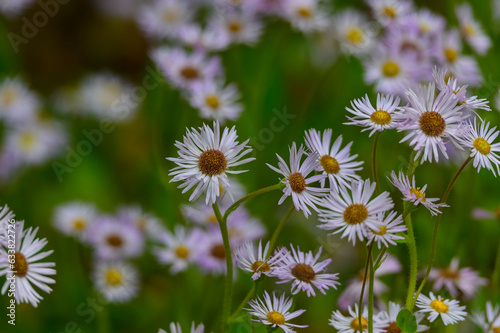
[[0, 0, 499, 332]]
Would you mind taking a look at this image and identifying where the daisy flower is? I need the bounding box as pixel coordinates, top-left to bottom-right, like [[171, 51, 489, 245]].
[[471, 302, 500, 333], [389, 170, 448, 215], [304, 129, 363, 191], [455, 4, 491, 55], [0, 204, 15, 246], [235, 240, 285, 280], [159, 322, 205, 333], [93, 261, 139, 303], [52, 201, 97, 242], [188, 80, 243, 123], [267, 142, 329, 218], [440, 29, 482, 87], [415, 292, 467, 325], [137, 0, 193, 40], [471, 206, 500, 221], [151, 47, 222, 90], [155, 226, 202, 274], [0, 77, 40, 125], [329, 303, 386, 333], [378, 302, 429, 332], [0, 221, 56, 307], [168, 122, 254, 205], [410, 9, 445, 36], [459, 119, 500, 176], [428, 257, 487, 299], [366, 0, 412, 26], [273, 245, 340, 297], [246, 291, 307, 333], [366, 211, 406, 249], [117, 205, 167, 241], [332, 9, 374, 55], [399, 82, 467, 163], [337, 255, 401, 310], [182, 201, 226, 227], [88, 216, 144, 260], [79, 72, 136, 123], [196, 229, 230, 275], [345, 93, 401, 136], [226, 208, 266, 245], [318, 179, 394, 245], [177, 23, 229, 53], [209, 12, 263, 47], [284, 0, 329, 33]]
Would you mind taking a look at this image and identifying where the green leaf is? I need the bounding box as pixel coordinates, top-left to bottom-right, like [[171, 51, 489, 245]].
[[396, 309, 418, 333]]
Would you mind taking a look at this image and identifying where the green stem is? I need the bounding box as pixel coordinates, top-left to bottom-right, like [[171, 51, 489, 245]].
[[268, 205, 295, 251], [368, 248, 375, 333], [213, 202, 233, 332], [404, 209, 418, 312], [373, 246, 387, 269], [228, 281, 260, 322], [492, 243, 500, 297], [413, 157, 472, 307], [223, 183, 282, 221], [372, 131, 382, 194], [358, 243, 373, 332]]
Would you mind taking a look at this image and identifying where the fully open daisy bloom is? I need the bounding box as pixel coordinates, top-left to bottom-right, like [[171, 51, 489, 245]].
[[345, 93, 401, 136], [366, 211, 406, 249], [428, 257, 487, 299], [93, 261, 139, 303], [168, 121, 254, 205], [399, 82, 468, 163], [459, 119, 500, 176], [318, 179, 394, 245], [159, 322, 205, 333], [0, 77, 40, 125], [0, 221, 56, 307], [389, 170, 448, 215], [304, 129, 363, 191], [367, 0, 412, 26], [377, 302, 429, 332], [455, 4, 491, 55], [53, 201, 97, 242], [137, 0, 193, 40], [246, 291, 307, 333], [273, 245, 340, 297], [284, 0, 329, 33], [267, 142, 329, 218], [235, 240, 286, 280], [332, 9, 373, 55], [415, 292, 467, 325], [329, 303, 386, 333]]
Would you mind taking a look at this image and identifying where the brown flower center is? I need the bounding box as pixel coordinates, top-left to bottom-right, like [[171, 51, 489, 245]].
[[385, 322, 402, 333], [320, 155, 340, 174], [344, 204, 368, 225], [107, 235, 123, 247], [419, 111, 446, 137], [291, 263, 316, 282], [14, 252, 29, 277], [211, 244, 226, 259], [288, 172, 306, 193], [440, 268, 459, 279], [228, 21, 242, 33], [180, 66, 199, 80], [198, 149, 227, 176], [251, 260, 271, 273], [297, 7, 312, 18]]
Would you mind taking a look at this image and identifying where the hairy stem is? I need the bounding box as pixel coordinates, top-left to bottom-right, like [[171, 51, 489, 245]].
[[413, 157, 472, 307], [368, 248, 375, 333], [404, 208, 418, 312], [268, 205, 295, 251], [359, 243, 374, 332], [372, 131, 382, 194], [223, 183, 283, 221], [228, 280, 261, 322]]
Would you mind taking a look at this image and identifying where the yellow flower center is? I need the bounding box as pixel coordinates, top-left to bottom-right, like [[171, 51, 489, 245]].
[[444, 48, 458, 63], [463, 24, 475, 36], [291, 263, 316, 282], [251, 260, 271, 273], [350, 317, 368, 331], [346, 27, 364, 44], [205, 95, 220, 109], [228, 21, 242, 33], [73, 218, 86, 231], [14, 252, 29, 277], [440, 268, 459, 279], [163, 9, 179, 23], [198, 149, 227, 176], [492, 327, 500, 333], [344, 204, 368, 225], [1, 87, 17, 106], [20, 132, 36, 152], [372, 225, 387, 236], [267, 311, 286, 325], [105, 268, 123, 287], [430, 299, 449, 313], [419, 111, 446, 137], [370, 110, 392, 125], [409, 187, 427, 203], [288, 172, 306, 193], [383, 6, 397, 18], [420, 23, 430, 33], [382, 61, 400, 77], [320, 155, 340, 174], [175, 246, 190, 259], [473, 138, 491, 155], [297, 7, 312, 18]]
